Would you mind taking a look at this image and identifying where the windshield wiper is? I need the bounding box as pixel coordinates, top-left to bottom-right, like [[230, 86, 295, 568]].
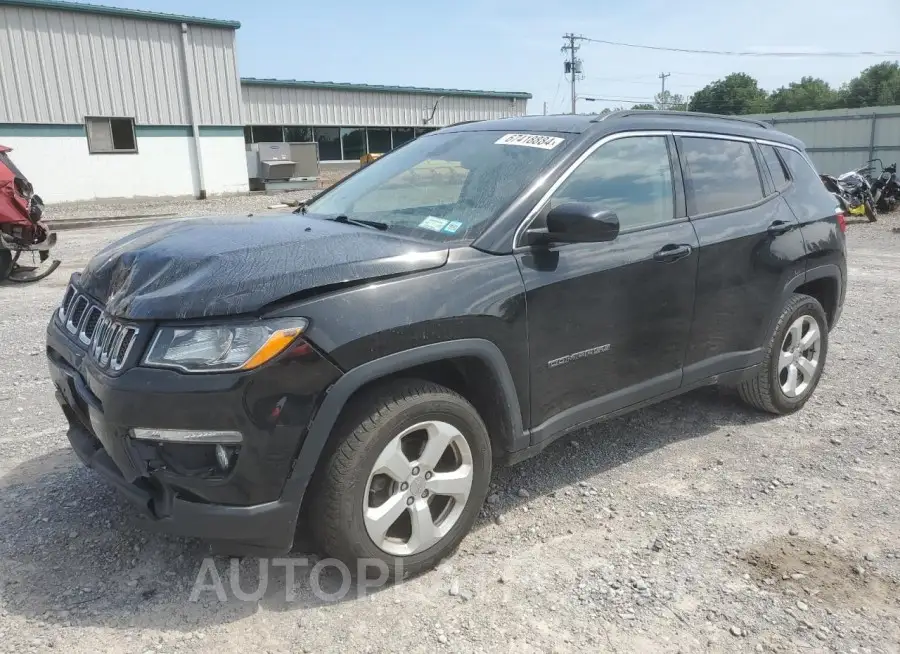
[[327, 214, 389, 231]]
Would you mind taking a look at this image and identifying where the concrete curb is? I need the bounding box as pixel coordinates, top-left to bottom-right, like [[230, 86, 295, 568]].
[[45, 213, 177, 231]]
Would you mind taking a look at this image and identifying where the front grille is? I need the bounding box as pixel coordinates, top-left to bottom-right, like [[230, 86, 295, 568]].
[[57, 284, 139, 371]]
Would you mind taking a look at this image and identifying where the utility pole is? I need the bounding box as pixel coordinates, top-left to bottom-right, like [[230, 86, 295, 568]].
[[543, 101, 547, 116], [562, 34, 582, 114], [658, 72, 671, 109]]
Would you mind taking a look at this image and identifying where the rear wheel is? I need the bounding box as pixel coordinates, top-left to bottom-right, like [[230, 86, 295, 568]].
[[738, 294, 828, 415], [309, 379, 492, 578]]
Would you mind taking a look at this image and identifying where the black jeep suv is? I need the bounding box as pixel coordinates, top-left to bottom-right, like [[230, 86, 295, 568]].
[[47, 111, 846, 575]]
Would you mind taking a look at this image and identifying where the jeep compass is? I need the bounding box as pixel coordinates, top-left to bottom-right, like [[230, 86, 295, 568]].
[[47, 111, 847, 576]]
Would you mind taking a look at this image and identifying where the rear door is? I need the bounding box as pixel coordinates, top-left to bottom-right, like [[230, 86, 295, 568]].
[[516, 132, 699, 440], [678, 134, 807, 384]]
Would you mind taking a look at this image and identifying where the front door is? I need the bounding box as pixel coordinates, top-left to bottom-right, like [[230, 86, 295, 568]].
[[515, 133, 699, 442]]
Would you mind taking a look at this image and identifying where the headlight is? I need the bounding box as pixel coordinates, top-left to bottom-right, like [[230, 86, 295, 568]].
[[144, 318, 308, 373]]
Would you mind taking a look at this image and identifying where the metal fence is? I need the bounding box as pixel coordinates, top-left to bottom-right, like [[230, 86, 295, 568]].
[[748, 105, 900, 176]]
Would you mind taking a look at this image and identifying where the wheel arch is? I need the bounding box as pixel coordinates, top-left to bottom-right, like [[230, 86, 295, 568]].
[[765, 264, 843, 341], [282, 339, 525, 503]]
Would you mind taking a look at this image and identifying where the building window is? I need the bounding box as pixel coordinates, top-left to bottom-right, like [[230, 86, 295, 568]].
[[341, 127, 366, 161], [284, 126, 313, 142], [249, 125, 284, 143], [391, 127, 414, 148], [313, 127, 341, 160], [366, 128, 392, 154], [415, 127, 436, 137], [86, 117, 136, 153]]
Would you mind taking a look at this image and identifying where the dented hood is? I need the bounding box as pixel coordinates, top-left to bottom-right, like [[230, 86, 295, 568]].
[[77, 213, 449, 320]]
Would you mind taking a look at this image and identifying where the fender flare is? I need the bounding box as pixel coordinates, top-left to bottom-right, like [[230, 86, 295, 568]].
[[765, 264, 843, 340], [282, 338, 524, 502]]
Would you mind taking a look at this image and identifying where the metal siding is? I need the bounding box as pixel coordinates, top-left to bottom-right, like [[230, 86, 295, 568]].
[[0, 4, 240, 125], [241, 83, 528, 127], [750, 106, 900, 175]]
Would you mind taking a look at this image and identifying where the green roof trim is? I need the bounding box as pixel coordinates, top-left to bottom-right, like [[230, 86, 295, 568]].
[[0, 0, 240, 28], [241, 77, 532, 100]]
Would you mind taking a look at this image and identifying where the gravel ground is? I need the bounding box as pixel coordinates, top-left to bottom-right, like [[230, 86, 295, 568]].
[[42, 167, 352, 221], [1, 212, 898, 653]]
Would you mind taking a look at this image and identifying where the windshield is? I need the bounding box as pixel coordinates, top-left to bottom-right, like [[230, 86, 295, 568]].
[[305, 130, 569, 241]]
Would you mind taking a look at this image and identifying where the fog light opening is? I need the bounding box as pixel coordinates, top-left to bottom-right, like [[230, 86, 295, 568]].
[[215, 444, 236, 472]]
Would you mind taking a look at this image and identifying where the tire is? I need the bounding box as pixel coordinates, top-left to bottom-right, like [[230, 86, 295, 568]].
[[0, 250, 12, 282], [865, 199, 877, 222], [309, 378, 492, 579], [738, 294, 829, 415]]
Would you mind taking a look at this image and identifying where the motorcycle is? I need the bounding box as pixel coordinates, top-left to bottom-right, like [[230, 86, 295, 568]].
[[865, 159, 899, 213], [819, 163, 877, 223], [0, 145, 60, 282]]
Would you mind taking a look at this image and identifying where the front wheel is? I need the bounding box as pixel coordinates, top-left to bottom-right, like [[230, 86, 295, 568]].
[[309, 379, 492, 578], [738, 294, 829, 415], [865, 199, 877, 222], [0, 250, 12, 281]]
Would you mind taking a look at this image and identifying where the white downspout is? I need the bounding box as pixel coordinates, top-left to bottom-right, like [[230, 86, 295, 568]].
[[180, 22, 207, 199]]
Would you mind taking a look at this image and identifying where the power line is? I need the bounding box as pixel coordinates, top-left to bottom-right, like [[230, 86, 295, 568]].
[[578, 36, 900, 58]]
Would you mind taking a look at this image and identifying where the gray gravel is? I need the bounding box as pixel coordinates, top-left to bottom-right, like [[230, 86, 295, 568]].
[[1, 211, 899, 653], [43, 190, 322, 221]]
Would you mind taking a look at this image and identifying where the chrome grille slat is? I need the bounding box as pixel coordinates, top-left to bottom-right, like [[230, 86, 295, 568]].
[[66, 297, 88, 334], [56, 286, 139, 371], [79, 306, 101, 345]]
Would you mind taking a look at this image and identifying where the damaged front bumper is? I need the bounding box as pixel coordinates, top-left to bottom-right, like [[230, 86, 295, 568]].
[[46, 310, 342, 554]]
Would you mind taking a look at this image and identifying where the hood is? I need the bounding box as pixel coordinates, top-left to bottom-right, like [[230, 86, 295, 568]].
[[77, 213, 449, 320]]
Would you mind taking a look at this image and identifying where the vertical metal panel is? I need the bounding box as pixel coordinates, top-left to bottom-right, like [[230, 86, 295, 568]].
[[241, 83, 528, 127], [0, 4, 241, 125], [750, 106, 900, 175]]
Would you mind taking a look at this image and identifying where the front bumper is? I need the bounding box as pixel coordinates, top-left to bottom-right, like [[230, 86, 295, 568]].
[[47, 310, 342, 553]]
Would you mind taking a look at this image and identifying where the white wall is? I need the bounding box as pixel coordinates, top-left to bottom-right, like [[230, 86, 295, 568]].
[[0, 133, 248, 202]]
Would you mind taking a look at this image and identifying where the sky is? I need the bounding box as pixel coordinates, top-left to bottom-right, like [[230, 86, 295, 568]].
[[96, 0, 899, 114]]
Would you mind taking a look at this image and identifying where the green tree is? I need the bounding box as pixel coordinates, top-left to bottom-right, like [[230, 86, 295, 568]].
[[630, 103, 657, 110], [838, 61, 900, 108], [769, 77, 839, 112], [654, 91, 688, 111], [688, 73, 770, 115]]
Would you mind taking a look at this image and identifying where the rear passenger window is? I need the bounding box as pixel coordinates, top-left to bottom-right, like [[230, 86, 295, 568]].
[[777, 147, 823, 191], [681, 137, 764, 215], [760, 145, 790, 190]]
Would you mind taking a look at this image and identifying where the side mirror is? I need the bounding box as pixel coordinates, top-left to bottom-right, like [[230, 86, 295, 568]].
[[525, 202, 620, 245]]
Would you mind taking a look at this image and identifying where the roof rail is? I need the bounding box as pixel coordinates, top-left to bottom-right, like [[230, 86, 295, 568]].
[[595, 110, 772, 129]]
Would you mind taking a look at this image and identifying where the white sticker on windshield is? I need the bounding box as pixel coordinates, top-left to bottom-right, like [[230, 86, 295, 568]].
[[419, 216, 449, 232], [443, 221, 464, 234], [495, 133, 565, 150]]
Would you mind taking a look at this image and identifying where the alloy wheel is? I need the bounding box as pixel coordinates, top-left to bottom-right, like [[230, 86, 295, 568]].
[[778, 315, 821, 398], [363, 420, 474, 557]]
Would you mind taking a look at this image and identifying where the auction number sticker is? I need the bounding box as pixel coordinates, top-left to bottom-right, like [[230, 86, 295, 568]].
[[495, 133, 565, 150]]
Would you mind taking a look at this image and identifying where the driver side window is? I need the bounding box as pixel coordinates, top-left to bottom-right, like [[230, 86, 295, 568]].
[[545, 135, 675, 231]]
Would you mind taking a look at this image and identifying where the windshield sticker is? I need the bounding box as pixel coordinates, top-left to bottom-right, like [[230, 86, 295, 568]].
[[495, 133, 565, 150], [418, 216, 449, 232], [442, 221, 464, 234]]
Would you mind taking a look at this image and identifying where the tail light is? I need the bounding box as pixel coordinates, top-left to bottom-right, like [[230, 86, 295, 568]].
[[835, 209, 847, 233]]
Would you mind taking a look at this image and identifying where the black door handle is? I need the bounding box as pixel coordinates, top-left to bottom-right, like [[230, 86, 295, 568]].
[[653, 244, 693, 263], [767, 220, 792, 236]]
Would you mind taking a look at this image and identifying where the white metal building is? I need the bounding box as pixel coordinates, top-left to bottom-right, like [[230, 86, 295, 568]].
[[241, 78, 531, 166], [0, 0, 531, 203], [0, 0, 249, 202]]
